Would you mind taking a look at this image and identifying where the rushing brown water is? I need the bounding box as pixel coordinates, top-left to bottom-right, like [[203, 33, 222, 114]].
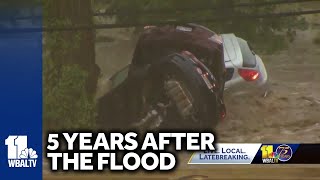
[[43, 23, 320, 179]]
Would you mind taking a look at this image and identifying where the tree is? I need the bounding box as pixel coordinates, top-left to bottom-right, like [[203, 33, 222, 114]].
[[44, 0, 100, 95], [103, 0, 308, 53], [43, 0, 98, 130]]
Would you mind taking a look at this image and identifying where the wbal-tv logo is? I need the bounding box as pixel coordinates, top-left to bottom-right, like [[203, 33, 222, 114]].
[[5, 135, 38, 168], [260, 144, 293, 163]]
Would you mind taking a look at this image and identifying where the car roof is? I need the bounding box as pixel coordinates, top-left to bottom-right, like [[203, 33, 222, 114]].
[[220, 33, 243, 64]]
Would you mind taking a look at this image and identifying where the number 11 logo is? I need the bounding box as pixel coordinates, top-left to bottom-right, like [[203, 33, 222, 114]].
[[5, 135, 38, 168], [5, 136, 28, 159]]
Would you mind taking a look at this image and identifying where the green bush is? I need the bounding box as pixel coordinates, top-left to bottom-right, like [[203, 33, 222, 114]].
[[43, 59, 97, 130]]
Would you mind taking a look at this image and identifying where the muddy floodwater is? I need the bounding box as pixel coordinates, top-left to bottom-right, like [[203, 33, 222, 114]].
[[96, 27, 320, 179], [95, 28, 320, 145], [44, 24, 320, 179]]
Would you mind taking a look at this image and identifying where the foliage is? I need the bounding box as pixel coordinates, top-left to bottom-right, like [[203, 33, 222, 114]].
[[43, 60, 97, 130], [100, 0, 309, 54], [43, 1, 97, 130], [43, 29, 97, 130]]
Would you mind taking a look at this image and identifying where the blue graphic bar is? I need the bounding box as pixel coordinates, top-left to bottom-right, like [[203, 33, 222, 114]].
[[0, 4, 42, 180]]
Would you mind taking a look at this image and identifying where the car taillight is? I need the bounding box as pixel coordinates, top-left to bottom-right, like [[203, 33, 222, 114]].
[[238, 69, 260, 81]]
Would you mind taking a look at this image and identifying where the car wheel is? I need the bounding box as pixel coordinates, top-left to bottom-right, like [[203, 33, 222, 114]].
[[136, 53, 221, 131]]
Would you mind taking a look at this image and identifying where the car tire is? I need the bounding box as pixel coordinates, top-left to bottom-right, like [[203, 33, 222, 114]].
[[140, 53, 221, 131]]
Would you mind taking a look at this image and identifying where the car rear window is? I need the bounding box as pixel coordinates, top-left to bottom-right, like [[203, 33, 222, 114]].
[[237, 38, 256, 68]]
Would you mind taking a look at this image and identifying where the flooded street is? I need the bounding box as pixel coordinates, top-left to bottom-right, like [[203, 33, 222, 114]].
[[44, 24, 320, 180], [217, 29, 320, 144], [95, 27, 320, 144], [94, 27, 320, 179]]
